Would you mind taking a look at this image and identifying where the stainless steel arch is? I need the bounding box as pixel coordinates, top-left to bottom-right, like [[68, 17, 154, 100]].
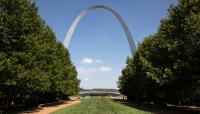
[[63, 5, 136, 56]]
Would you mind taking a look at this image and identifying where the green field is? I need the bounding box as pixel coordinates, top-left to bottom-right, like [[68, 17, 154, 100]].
[[51, 98, 153, 114]]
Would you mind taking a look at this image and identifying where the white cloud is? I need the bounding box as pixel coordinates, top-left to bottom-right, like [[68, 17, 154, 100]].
[[94, 59, 102, 63], [83, 77, 89, 81], [77, 66, 112, 76], [81, 58, 93, 64], [80, 58, 103, 64], [77, 68, 96, 75], [98, 67, 112, 72]]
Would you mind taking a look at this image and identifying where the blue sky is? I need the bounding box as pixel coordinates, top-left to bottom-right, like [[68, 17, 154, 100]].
[[35, 0, 178, 89]]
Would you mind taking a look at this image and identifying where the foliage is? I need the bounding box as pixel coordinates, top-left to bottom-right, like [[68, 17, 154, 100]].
[[118, 0, 200, 105], [0, 0, 80, 105]]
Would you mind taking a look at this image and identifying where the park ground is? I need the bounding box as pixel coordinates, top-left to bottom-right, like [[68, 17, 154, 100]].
[[50, 97, 197, 114], [20, 97, 80, 114], [1, 97, 198, 114]]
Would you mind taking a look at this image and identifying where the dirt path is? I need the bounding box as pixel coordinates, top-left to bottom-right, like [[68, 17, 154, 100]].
[[21, 98, 81, 114]]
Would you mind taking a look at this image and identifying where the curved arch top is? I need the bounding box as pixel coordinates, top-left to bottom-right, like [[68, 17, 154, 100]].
[[63, 5, 136, 56]]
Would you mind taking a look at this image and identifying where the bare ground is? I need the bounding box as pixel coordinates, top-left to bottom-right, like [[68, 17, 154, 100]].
[[20, 97, 80, 114]]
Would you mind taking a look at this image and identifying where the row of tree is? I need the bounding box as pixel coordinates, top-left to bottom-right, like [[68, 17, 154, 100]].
[[0, 0, 80, 105], [118, 0, 200, 106]]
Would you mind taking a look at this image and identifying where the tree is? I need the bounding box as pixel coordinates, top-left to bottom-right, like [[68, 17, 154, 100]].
[[118, 0, 200, 105], [0, 0, 80, 105]]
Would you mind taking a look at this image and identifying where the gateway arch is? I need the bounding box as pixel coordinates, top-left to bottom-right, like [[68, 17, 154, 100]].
[[63, 5, 136, 56]]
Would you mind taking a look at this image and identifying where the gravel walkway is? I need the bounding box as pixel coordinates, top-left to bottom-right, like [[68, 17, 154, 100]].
[[21, 98, 80, 114]]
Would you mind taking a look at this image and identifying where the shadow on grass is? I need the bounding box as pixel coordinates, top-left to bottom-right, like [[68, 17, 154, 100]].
[[112, 99, 199, 114], [0, 98, 77, 114], [0, 104, 41, 114]]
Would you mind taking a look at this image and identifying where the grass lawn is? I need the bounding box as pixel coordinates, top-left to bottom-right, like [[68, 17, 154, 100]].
[[51, 98, 153, 114]]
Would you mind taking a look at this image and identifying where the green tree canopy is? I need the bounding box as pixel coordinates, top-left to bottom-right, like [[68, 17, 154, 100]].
[[118, 0, 200, 105], [0, 0, 80, 105]]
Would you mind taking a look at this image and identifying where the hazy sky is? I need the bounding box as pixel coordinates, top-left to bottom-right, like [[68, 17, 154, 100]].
[[35, 0, 178, 89]]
